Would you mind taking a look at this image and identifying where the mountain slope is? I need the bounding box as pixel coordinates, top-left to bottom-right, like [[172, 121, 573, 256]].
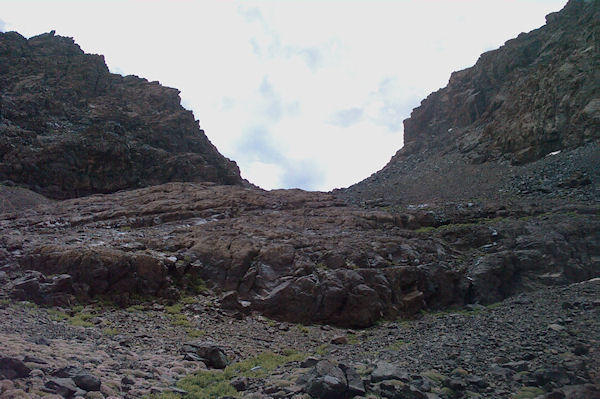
[[344, 0, 599, 205], [0, 31, 244, 199]]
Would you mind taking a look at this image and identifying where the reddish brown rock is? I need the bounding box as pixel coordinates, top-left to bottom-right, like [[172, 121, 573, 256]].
[[1, 183, 597, 327], [0, 31, 245, 199]]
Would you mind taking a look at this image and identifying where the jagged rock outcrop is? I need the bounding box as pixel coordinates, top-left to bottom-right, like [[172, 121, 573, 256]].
[[0, 31, 244, 199], [403, 0, 599, 164], [344, 0, 599, 205]]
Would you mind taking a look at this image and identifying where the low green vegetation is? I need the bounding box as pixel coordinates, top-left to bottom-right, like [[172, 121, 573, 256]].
[[126, 304, 145, 312], [315, 343, 330, 356], [347, 333, 359, 345], [296, 324, 309, 334], [171, 313, 192, 327], [103, 327, 119, 336], [153, 350, 305, 399], [69, 312, 94, 327], [423, 371, 447, 384], [513, 386, 545, 399], [165, 303, 184, 314], [47, 309, 69, 321], [186, 328, 205, 338], [47, 307, 95, 327], [386, 340, 408, 351]]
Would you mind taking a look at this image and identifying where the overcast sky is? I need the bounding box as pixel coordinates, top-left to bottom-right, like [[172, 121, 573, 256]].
[[1, 0, 567, 191]]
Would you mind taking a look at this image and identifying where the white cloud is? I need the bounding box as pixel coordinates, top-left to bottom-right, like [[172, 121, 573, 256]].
[[0, 0, 568, 191], [0, 19, 5, 32]]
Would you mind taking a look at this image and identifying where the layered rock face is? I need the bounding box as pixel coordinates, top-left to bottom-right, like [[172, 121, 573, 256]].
[[344, 0, 599, 205], [0, 31, 244, 199], [2, 183, 598, 327]]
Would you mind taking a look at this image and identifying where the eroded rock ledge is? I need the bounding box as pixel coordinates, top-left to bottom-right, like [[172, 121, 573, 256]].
[[1, 183, 598, 327]]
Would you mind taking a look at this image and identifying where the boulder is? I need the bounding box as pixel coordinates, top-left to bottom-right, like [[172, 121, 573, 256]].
[[181, 342, 229, 369], [0, 358, 30, 379]]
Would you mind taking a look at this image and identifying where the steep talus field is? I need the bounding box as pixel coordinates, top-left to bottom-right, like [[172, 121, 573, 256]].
[[343, 0, 599, 205], [0, 31, 244, 199]]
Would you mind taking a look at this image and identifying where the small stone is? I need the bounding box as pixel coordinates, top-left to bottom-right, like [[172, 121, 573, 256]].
[[73, 373, 101, 391], [301, 357, 319, 368], [331, 335, 348, 345], [446, 378, 468, 391], [30, 369, 44, 378], [573, 344, 589, 356], [548, 324, 565, 332], [230, 376, 248, 391], [502, 361, 529, 372], [545, 390, 565, 399], [121, 376, 135, 386]]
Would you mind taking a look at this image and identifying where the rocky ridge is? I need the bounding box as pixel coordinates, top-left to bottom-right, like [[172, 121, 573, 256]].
[[0, 31, 244, 199], [343, 0, 599, 205]]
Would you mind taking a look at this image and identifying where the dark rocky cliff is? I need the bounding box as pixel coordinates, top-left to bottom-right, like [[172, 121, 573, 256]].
[[344, 0, 599, 205], [0, 31, 244, 199]]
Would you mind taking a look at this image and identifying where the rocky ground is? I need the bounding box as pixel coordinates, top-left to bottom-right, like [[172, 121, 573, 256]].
[[0, 277, 598, 399]]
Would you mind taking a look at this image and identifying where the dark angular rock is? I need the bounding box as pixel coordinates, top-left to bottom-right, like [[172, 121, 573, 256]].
[[339, 363, 366, 397], [533, 368, 571, 387], [301, 360, 347, 399], [0, 357, 31, 379], [45, 377, 78, 398], [230, 376, 248, 392], [371, 362, 409, 383], [502, 361, 530, 372], [72, 373, 101, 391], [181, 341, 229, 369]]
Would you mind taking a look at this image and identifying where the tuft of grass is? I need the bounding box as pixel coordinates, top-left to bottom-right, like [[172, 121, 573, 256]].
[[186, 329, 205, 338], [126, 304, 145, 312], [69, 312, 94, 327], [171, 314, 192, 327], [48, 309, 69, 321], [103, 327, 119, 336], [423, 371, 447, 385], [347, 333, 359, 345], [315, 344, 330, 356], [165, 303, 183, 314], [180, 296, 199, 305], [296, 324, 309, 334], [387, 340, 408, 351], [513, 386, 545, 399]]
